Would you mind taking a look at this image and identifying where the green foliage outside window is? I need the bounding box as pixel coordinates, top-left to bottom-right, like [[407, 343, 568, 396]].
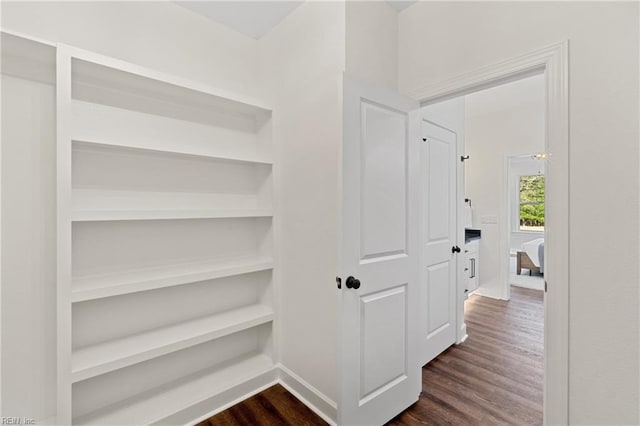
[[519, 175, 545, 230]]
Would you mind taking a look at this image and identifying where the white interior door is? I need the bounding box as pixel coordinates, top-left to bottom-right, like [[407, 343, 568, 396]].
[[419, 116, 460, 365], [339, 77, 420, 425]]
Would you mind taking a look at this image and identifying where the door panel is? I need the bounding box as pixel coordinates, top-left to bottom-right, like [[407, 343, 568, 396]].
[[360, 101, 407, 261], [426, 263, 451, 334], [340, 76, 420, 426], [420, 120, 458, 365], [360, 285, 407, 401], [427, 138, 451, 241]]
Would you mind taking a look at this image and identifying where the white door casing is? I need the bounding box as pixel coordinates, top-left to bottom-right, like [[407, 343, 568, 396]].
[[407, 42, 569, 424], [339, 76, 421, 425], [419, 119, 458, 365]]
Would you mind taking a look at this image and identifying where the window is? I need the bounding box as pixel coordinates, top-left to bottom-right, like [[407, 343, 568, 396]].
[[519, 175, 545, 231]]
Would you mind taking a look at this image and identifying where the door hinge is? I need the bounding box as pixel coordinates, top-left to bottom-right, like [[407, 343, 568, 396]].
[[461, 155, 470, 162], [544, 280, 547, 293], [336, 276, 342, 289]]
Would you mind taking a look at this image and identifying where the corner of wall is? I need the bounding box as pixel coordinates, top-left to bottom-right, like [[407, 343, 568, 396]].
[[345, 0, 399, 91], [257, 0, 345, 406], [277, 364, 337, 425]]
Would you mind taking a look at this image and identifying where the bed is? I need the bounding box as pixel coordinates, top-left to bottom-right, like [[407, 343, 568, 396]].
[[517, 238, 544, 275]]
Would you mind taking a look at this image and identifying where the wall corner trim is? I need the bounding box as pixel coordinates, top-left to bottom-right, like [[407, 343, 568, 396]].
[[277, 364, 338, 425]]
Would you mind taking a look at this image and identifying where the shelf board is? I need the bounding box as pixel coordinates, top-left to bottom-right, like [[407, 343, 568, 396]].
[[72, 208, 273, 222], [68, 47, 272, 116], [1, 31, 56, 85], [71, 304, 274, 383], [73, 139, 273, 165], [72, 257, 274, 302], [73, 353, 274, 426], [72, 189, 268, 217]]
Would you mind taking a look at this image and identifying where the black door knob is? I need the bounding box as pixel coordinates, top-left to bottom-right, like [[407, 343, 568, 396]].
[[346, 276, 361, 290], [452, 246, 461, 253]]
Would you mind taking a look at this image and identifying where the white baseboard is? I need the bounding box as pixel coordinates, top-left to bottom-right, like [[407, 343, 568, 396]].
[[177, 364, 336, 426], [277, 364, 337, 425], [169, 367, 279, 426], [457, 323, 468, 344], [510, 275, 545, 291], [472, 286, 508, 300], [511, 281, 544, 291]]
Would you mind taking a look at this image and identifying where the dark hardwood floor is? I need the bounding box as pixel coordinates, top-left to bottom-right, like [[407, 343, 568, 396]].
[[389, 286, 544, 425], [197, 384, 327, 426], [201, 286, 543, 426]]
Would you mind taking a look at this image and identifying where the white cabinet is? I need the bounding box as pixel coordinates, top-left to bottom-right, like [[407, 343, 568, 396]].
[[465, 239, 480, 293]]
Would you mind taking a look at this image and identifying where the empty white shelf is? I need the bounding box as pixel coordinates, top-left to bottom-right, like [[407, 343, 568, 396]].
[[73, 353, 274, 426], [70, 99, 273, 165], [72, 257, 274, 302], [70, 50, 272, 116], [72, 208, 273, 222], [72, 189, 269, 217], [73, 138, 273, 165], [57, 43, 276, 426], [72, 304, 274, 383]]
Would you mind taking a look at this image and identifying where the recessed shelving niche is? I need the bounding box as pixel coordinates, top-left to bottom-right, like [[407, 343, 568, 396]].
[[57, 46, 277, 424], [71, 107, 273, 221], [72, 325, 274, 426]]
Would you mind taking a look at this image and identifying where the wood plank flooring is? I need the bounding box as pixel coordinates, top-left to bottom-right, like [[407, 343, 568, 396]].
[[389, 286, 544, 425], [197, 384, 327, 426], [201, 286, 543, 426]]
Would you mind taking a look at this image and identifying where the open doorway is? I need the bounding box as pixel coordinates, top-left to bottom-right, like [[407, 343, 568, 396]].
[[460, 75, 546, 422], [464, 74, 546, 300], [509, 153, 546, 292], [414, 73, 547, 424], [393, 40, 568, 424]]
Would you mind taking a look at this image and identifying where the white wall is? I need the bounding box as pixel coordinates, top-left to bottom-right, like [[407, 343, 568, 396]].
[[400, 2, 639, 423], [346, 1, 398, 90], [259, 1, 345, 410], [1, 1, 259, 98], [259, 1, 399, 412], [464, 75, 545, 299]]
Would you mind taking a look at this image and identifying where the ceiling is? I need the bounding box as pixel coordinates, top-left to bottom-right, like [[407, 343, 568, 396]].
[[387, 1, 417, 12], [175, 1, 417, 40], [175, 1, 304, 39]]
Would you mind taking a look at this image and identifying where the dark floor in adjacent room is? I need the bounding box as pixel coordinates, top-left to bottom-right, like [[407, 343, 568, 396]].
[[389, 286, 544, 425], [201, 286, 543, 425]]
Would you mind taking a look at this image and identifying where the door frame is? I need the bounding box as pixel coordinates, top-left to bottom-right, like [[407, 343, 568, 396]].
[[406, 41, 569, 425]]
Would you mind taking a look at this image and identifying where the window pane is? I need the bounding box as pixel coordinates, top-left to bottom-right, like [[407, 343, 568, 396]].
[[519, 175, 544, 230]]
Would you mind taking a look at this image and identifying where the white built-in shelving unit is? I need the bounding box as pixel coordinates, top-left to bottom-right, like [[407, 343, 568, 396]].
[[54, 44, 277, 425], [1, 30, 58, 424]]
